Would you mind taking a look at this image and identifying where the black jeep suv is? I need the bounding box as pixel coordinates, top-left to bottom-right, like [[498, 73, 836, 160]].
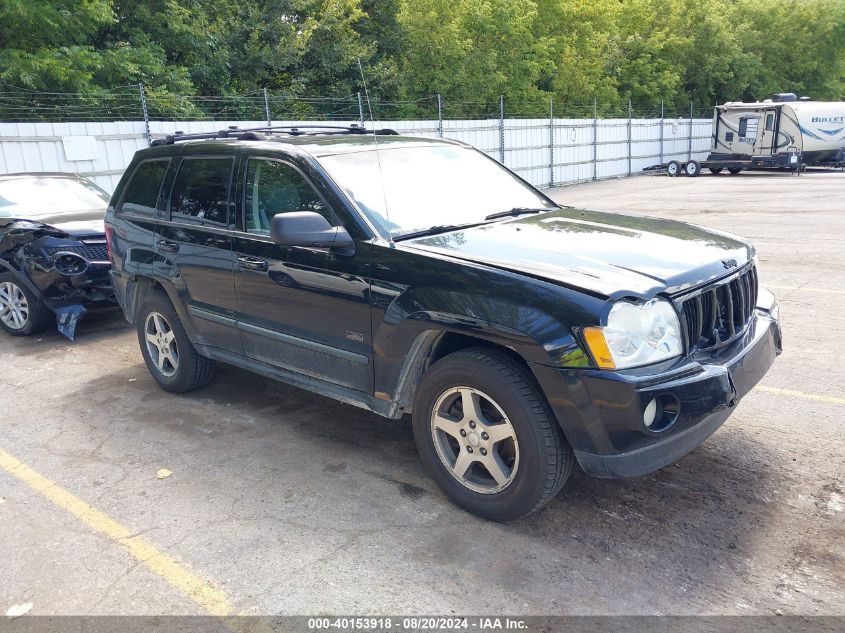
[[105, 126, 781, 521]]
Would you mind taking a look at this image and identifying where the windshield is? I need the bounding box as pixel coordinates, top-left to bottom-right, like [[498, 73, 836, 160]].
[[317, 145, 557, 239], [0, 176, 110, 219]]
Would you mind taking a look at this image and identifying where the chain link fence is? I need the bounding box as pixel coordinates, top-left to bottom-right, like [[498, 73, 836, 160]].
[[0, 84, 714, 193]]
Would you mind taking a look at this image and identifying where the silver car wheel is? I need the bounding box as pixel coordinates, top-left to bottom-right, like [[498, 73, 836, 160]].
[[430, 386, 520, 494], [0, 281, 29, 330], [144, 311, 179, 377]]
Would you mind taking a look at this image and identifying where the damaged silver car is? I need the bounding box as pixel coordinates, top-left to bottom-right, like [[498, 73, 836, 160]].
[[0, 172, 115, 339]]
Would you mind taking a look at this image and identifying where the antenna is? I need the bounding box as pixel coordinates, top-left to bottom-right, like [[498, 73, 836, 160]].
[[357, 58, 376, 130], [356, 58, 391, 239]]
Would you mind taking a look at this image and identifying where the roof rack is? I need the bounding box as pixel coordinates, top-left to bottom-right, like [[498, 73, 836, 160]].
[[150, 124, 399, 146]]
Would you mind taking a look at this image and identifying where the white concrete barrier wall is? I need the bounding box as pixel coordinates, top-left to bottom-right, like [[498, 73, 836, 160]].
[[0, 117, 712, 194]]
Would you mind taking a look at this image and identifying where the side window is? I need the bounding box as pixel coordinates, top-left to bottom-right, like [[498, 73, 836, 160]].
[[169, 158, 233, 225], [765, 113, 775, 131], [739, 117, 758, 140], [244, 159, 334, 235], [120, 160, 169, 215]]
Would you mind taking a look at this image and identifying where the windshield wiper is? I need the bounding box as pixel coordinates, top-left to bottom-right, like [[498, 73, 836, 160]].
[[393, 207, 558, 241], [483, 207, 553, 221], [393, 222, 489, 241]]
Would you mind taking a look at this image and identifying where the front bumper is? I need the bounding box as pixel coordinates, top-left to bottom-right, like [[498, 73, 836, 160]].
[[531, 307, 782, 478]]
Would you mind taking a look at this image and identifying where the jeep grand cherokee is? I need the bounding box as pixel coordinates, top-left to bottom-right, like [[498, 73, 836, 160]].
[[105, 126, 781, 521]]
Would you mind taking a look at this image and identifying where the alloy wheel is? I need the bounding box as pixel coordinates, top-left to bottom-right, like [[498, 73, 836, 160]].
[[430, 386, 520, 494], [0, 281, 29, 330], [144, 312, 179, 377]]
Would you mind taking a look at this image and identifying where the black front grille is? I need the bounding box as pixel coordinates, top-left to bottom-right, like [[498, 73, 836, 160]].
[[680, 264, 758, 352], [46, 243, 109, 262]]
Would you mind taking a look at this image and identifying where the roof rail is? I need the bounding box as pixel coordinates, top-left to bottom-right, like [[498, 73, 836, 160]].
[[150, 124, 399, 146]]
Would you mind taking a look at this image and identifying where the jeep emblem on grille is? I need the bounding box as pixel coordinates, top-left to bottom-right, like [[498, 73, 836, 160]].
[[722, 258, 738, 269]]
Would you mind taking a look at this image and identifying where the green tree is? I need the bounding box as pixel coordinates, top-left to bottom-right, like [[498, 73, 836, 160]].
[[396, 0, 553, 115], [738, 0, 845, 101], [533, 0, 620, 110], [1, 0, 844, 120]]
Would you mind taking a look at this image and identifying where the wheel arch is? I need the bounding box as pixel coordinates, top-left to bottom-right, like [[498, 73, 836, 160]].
[[122, 274, 193, 328], [386, 328, 570, 439], [0, 257, 49, 306]]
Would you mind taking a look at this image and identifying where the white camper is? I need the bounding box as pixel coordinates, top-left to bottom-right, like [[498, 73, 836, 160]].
[[709, 94, 845, 170]]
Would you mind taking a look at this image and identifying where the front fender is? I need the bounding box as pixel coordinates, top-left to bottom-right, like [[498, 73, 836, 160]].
[[371, 289, 599, 417], [368, 242, 605, 418]]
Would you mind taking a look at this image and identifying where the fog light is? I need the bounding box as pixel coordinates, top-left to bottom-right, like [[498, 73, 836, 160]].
[[643, 398, 658, 428]]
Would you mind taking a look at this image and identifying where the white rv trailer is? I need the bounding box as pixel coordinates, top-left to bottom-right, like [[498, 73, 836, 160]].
[[708, 93, 845, 170], [645, 93, 845, 177]]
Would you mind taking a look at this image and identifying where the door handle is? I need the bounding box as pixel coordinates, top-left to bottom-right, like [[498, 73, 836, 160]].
[[237, 255, 269, 272], [156, 239, 179, 253]]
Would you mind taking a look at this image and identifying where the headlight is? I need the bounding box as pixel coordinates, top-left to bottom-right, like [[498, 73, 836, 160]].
[[584, 298, 683, 369]]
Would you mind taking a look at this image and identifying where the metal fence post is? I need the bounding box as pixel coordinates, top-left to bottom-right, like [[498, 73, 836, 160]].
[[659, 100, 665, 164], [263, 88, 271, 126], [592, 98, 598, 181], [138, 83, 151, 147], [499, 95, 505, 164], [688, 101, 694, 161], [549, 97, 554, 188], [628, 99, 634, 176], [437, 93, 443, 138], [357, 92, 364, 127]]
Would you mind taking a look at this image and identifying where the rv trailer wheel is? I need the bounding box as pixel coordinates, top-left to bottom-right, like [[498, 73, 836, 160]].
[[666, 160, 681, 177], [684, 160, 700, 177], [708, 167, 723, 174], [728, 167, 742, 175]]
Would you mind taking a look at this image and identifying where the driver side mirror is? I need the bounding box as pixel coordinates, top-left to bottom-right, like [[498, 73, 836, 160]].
[[270, 211, 354, 250]]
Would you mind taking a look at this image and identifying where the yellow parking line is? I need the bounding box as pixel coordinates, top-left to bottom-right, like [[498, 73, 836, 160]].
[[756, 385, 845, 405], [0, 448, 234, 617], [768, 285, 845, 295]]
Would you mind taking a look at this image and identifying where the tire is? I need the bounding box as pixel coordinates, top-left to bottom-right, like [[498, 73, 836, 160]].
[[708, 167, 723, 174], [666, 160, 681, 177], [136, 289, 213, 393], [684, 160, 700, 177], [0, 272, 51, 336], [728, 167, 743, 175], [412, 348, 573, 521]]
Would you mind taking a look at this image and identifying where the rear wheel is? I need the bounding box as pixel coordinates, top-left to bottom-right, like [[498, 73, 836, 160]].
[[684, 160, 700, 177], [728, 167, 743, 175], [0, 273, 50, 336], [413, 348, 573, 521], [136, 290, 213, 393], [708, 167, 723, 174]]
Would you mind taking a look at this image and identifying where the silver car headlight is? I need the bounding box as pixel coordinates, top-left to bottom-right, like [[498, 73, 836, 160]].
[[584, 298, 683, 369]]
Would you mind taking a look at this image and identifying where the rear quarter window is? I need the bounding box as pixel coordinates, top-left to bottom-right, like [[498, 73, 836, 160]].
[[119, 160, 170, 216]]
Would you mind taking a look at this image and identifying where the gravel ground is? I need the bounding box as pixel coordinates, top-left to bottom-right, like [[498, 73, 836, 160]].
[[0, 169, 842, 617]]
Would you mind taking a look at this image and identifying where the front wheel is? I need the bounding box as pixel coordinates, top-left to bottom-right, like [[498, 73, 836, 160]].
[[136, 290, 213, 393], [666, 160, 681, 177], [413, 348, 573, 521], [0, 273, 50, 336]]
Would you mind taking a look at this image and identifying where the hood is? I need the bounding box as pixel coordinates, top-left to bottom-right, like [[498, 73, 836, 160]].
[[33, 209, 105, 238], [403, 208, 754, 299]]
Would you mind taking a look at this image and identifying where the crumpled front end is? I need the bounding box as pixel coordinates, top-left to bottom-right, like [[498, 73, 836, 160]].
[[0, 220, 115, 339]]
